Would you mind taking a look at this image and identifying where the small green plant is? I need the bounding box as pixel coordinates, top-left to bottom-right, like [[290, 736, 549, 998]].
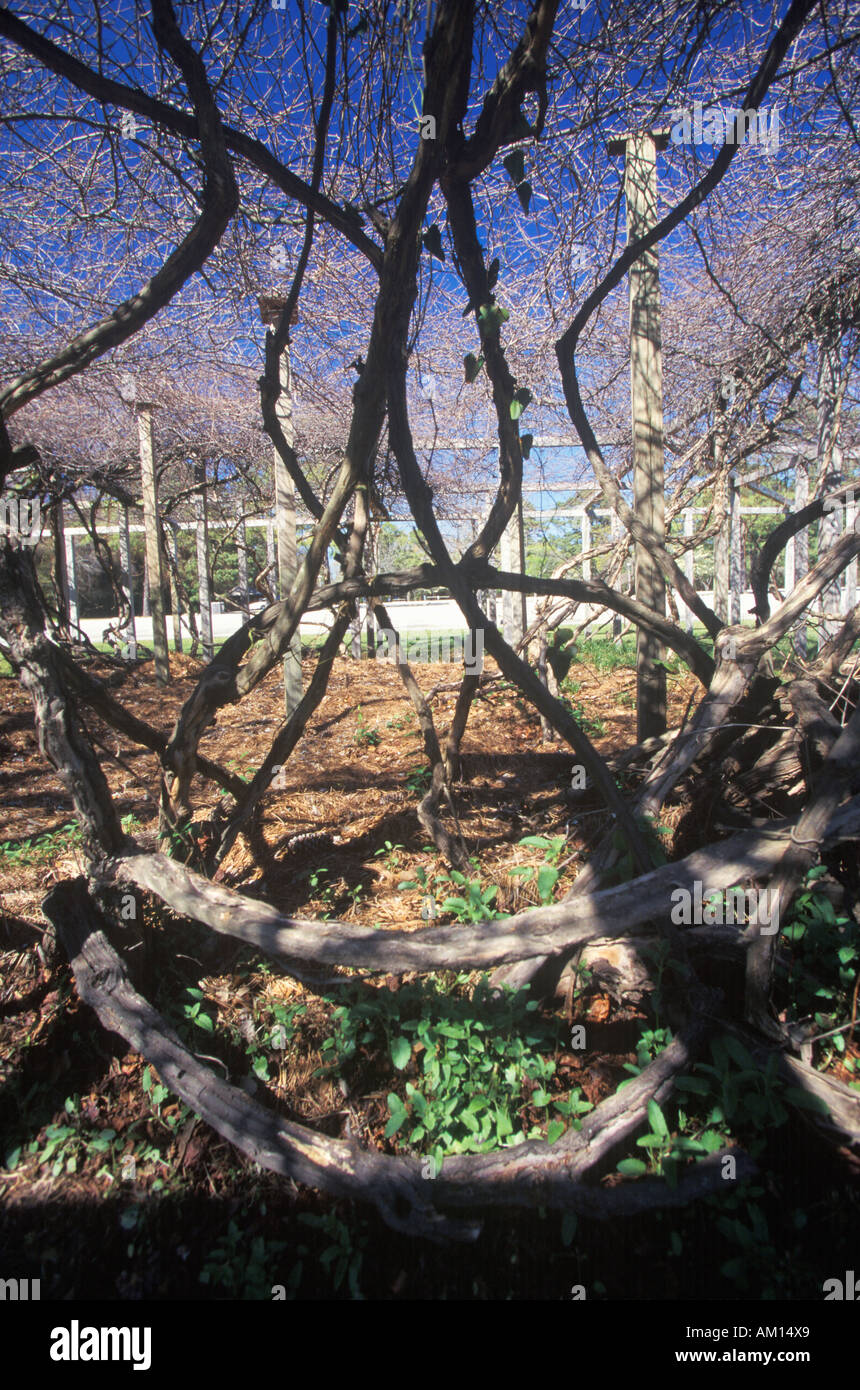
[[618, 1025, 674, 1086], [434, 869, 501, 923], [141, 1065, 170, 1116], [226, 751, 255, 782], [139, 1065, 193, 1135], [617, 1098, 679, 1181], [307, 866, 333, 901], [509, 834, 567, 904], [616, 1029, 829, 1187], [405, 764, 432, 794], [354, 706, 381, 747], [163, 816, 202, 863], [685, 1034, 826, 1142], [20, 1096, 121, 1179], [200, 1218, 287, 1299], [374, 839, 405, 865], [298, 1210, 367, 1298], [268, 1001, 306, 1050], [399, 864, 430, 892], [385, 711, 415, 733], [782, 865, 858, 1048], [233, 1003, 297, 1084], [559, 679, 607, 737], [183, 986, 215, 1034], [603, 813, 671, 886], [708, 1183, 812, 1297], [342, 882, 365, 910], [399, 864, 503, 924]]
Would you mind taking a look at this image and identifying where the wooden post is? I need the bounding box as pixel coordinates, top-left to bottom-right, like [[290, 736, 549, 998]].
[[608, 129, 668, 742], [713, 393, 729, 623], [366, 524, 377, 658], [500, 517, 515, 645], [166, 520, 183, 653], [195, 461, 214, 662], [816, 321, 845, 640], [53, 500, 70, 631], [610, 509, 622, 638], [846, 494, 857, 617], [517, 496, 528, 641], [236, 519, 249, 615], [141, 548, 150, 616], [260, 296, 302, 715], [64, 520, 79, 632], [729, 473, 742, 626], [118, 507, 137, 660], [581, 509, 591, 581], [137, 402, 170, 685]]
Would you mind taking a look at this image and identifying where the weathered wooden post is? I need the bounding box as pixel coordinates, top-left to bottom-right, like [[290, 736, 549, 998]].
[[500, 507, 526, 647], [816, 317, 846, 640], [134, 396, 170, 685], [165, 519, 183, 653], [236, 518, 249, 615], [729, 473, 742, 626], [517, 496, 528, 641], [194, 461, 214, 662], [713, 384, 730, 622], [51, 499, 70, 633], [846, 494, 857, 617], [64, 514, 79, 633], [610, 509, 623, 638], [118, 506, 137, 660], [580, 508, 591, 581], [500, 517, 515, 645], [608, 128, 669, 741], [259, 295, 302, 715]]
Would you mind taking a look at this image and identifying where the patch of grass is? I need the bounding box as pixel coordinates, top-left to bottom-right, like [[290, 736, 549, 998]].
[[573, 634, 637, 671]]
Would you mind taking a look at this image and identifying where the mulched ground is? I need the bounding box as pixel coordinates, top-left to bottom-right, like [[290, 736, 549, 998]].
[[1, 648, 858, 1299]]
